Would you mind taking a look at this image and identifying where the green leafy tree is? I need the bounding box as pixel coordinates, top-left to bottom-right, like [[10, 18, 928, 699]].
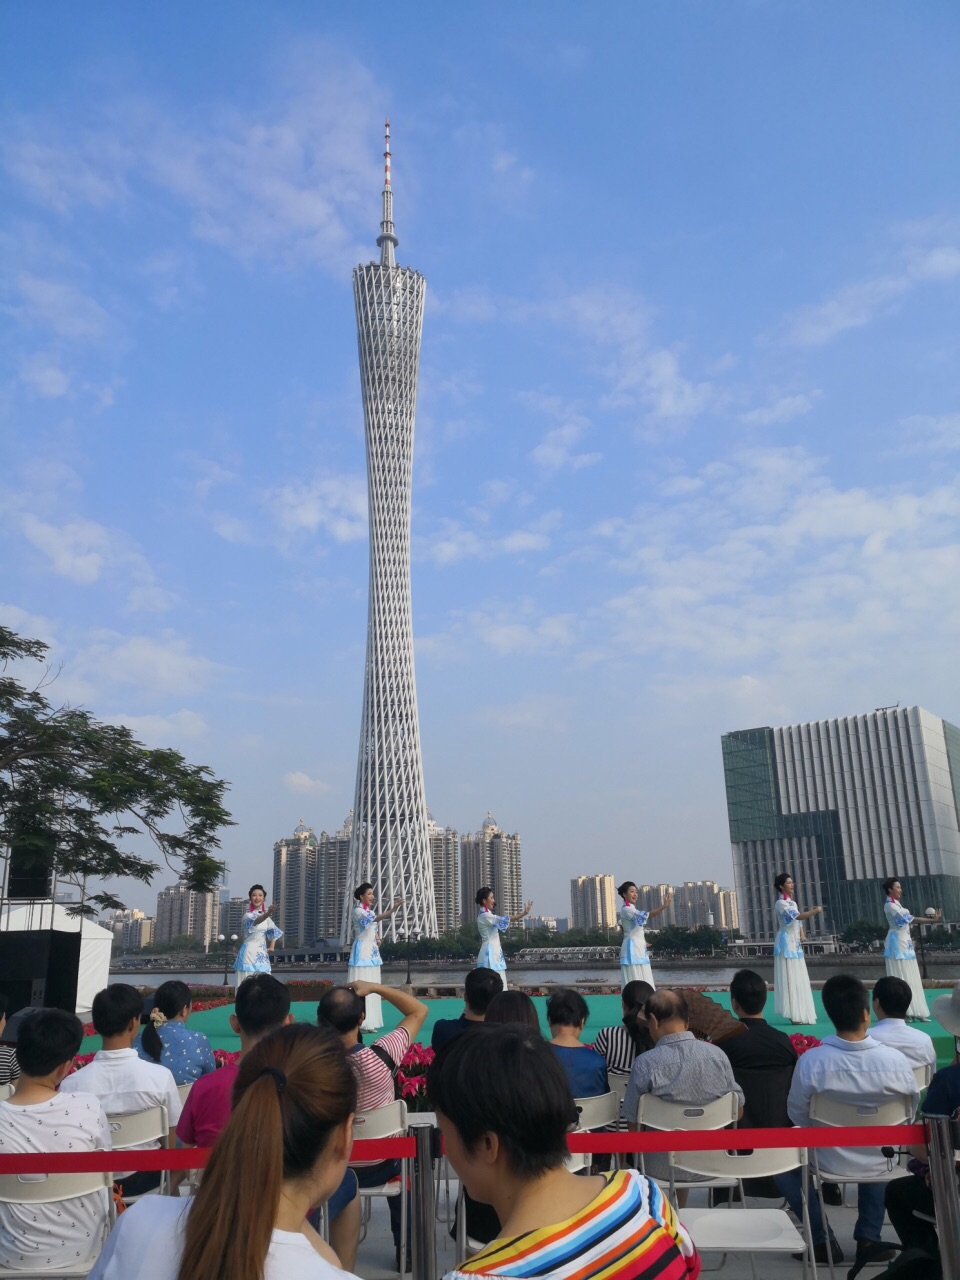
[[0, 625, 233, 917], [841, 919, 887, 949]]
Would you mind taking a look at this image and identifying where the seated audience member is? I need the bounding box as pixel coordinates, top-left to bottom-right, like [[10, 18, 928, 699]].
[[886, 980, 960, 1256], [788, 973, 918, 1265], [0, 1009, 111, 1273], [428, 1024, 699, 1280], [547, 988, 609, 1097], [718, 968, 841, 1265], [431, 968, 504, 1051], [87, 1023, 358, 1280], [485, 989, 540, 1030], [0, 995, 20, 1086], [60, 982, 182, 1198], [869, 975, 938, 1076], [594, 980, 653, 1077], [138, 981, 216, 1084], [318, 979, 427, 1269], [624, 989, 743, 1186]]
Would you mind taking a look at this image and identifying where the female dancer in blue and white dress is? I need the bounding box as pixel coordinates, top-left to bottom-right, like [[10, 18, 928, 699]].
[[347, 882, 404, 1032], [475, 887, 533, 989], [615, 881, 673, 992], [773, 872, 821, 1025], [883, 877, 938, 1020], [233, 883, 282, 987]]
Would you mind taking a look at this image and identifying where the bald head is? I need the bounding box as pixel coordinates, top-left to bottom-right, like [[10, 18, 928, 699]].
[[645, 989, 689, 1041], [316, 985, 365, 1037]]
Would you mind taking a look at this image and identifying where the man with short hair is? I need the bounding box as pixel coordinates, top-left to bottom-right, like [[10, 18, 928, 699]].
[[318, 979, 427, 1267], [788, 973, 918, 1264], [624, 988, 743, 1186], [870, 976, 938, 1076], [61, 983, 181, 1197], [0, 1009, 111, 1272], [718, 968, 841, 1265], [431, 967, 503, 1051]]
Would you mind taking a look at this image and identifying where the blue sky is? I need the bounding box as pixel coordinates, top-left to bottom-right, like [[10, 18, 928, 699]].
[[2, 3, 960, 919]]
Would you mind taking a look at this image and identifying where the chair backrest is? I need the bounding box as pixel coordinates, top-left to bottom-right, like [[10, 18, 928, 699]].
[[808, 1092, 914, 1129], [178, 1081, 194, 1104], [671, 1145, 806, 1181], [0, 1082, 14, 1101], [573, 1091, 620, 1132], [0, 1169, 113, 1204], [108, 1104, 169, 1149], [608, 1073, 630, 1107], [353, 1098, 408, 1141], [637, 1091, 740, 1132], [913, 1062, 933, 1090]]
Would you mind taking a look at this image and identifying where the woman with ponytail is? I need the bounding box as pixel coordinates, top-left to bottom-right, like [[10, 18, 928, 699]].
[[88, 1023, 359, 1280], [137, 981, 215, 1084], [595, 979, 655, 1077]]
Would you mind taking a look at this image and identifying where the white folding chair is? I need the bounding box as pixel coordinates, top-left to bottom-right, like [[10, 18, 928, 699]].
[[351, 1099, 409, 1277], [107, 1104, 170, 1198], [176, 1081, 193, 1105], [635, 1091, 741, 1202], [807, 1093, 915, 1280], [0, 1082, 15, 1101], [671, 1147, 817, 1280], [608, 1072, 630, 1122], [0, 1169, 114, 1277], [913, 1062, 933, 1090], [565, 1091, 621, 1172]]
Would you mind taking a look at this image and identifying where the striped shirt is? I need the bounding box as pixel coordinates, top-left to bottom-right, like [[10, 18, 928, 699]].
[[445, 1169, 699, 1280], [594, 1025, 638, 1076]]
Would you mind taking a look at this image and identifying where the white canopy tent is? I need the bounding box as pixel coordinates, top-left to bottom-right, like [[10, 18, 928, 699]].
[[0, 900, 113, 1015]]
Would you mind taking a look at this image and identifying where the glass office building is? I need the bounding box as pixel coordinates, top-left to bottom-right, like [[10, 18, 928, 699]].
[[722, 706, 960, 940]]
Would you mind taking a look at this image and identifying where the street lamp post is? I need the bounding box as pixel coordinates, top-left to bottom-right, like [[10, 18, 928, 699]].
[[221, 933, 237, 987], [404, 932, 420, 986]]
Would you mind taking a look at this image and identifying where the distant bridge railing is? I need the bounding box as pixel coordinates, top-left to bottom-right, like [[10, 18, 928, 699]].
[[515, 946, 621, 962]]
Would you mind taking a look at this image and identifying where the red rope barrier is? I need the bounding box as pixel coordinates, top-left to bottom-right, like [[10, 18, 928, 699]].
[[0, 1136, 417, 1176], [0, 1126, 925, 1176]]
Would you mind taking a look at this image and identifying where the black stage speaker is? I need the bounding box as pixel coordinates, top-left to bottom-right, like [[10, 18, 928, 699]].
[[0, 929, 81, 1014], [6, 829, 56, 899]]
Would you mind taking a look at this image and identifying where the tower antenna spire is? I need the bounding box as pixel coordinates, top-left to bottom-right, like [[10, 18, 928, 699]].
[[377, 117, 398, 268]]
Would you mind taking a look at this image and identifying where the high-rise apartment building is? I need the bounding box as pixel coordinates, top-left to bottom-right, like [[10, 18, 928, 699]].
[[273, 820, 319, 948], [460, 812, 523, 925], [107, 908, 154, 951], [673, 880, 724, 929], [316, 814, 353, 940], [343, 123, 437, 943], [570, 875, 617, 932], [219, 897, 248, 941], [154, 883, 217, 947], [428, 814, 460, 935], [717, 888, 739, 932], [722, 705, 960, 940]]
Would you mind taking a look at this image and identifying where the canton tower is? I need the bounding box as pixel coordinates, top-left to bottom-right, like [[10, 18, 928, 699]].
[[343, 122, 438, 943]]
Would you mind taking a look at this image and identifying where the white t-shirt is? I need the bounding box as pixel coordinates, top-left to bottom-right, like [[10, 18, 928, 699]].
[[0, 1091, 111, 1272], [869, 1018, 938, 1074], [88, 1198, 357, 1280]]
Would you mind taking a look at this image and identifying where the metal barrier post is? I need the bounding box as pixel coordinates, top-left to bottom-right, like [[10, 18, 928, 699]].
[[927, 1114, 960, 1280], [410, 1123, 438, 1280]]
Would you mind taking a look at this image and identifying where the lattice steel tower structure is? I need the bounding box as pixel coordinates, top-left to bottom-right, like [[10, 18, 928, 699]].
[[343, 122, 438, 943]]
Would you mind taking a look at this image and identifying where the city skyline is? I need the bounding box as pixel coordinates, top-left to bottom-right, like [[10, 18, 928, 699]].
[[2, 7, 959, 921]]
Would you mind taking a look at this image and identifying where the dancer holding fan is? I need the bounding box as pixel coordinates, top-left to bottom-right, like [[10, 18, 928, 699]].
[[233, 884, 282, 987], [883, 877, 937, 1020]]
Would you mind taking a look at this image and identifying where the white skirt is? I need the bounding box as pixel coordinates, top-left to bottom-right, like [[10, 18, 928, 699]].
[[886, 957, 930, 1020], [621, 962, 655, 992], [347, 964, 383, 1031], [774, 954, 817, 1024]]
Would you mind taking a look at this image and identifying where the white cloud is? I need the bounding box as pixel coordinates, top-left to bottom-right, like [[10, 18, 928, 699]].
[[786, 243, 960, 346], [14, 273, 109, 342], [739, 391, 821, 427], [530, 424, 602, 472], [20, 515, 113, 584], [283, 770, 333, 795], [2, 46, 382, 274], [20, 352, 70, 397], [77, 632, 223, 697], [267, 473, 368, 543], [111, 708, 209, 744], [419, 511, 561, 566], [475, 695, 568, 732], [896, 414, 960, 454]]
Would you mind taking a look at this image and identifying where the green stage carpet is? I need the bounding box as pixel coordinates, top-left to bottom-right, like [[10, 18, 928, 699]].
[[80, 990, 956, 1068]]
